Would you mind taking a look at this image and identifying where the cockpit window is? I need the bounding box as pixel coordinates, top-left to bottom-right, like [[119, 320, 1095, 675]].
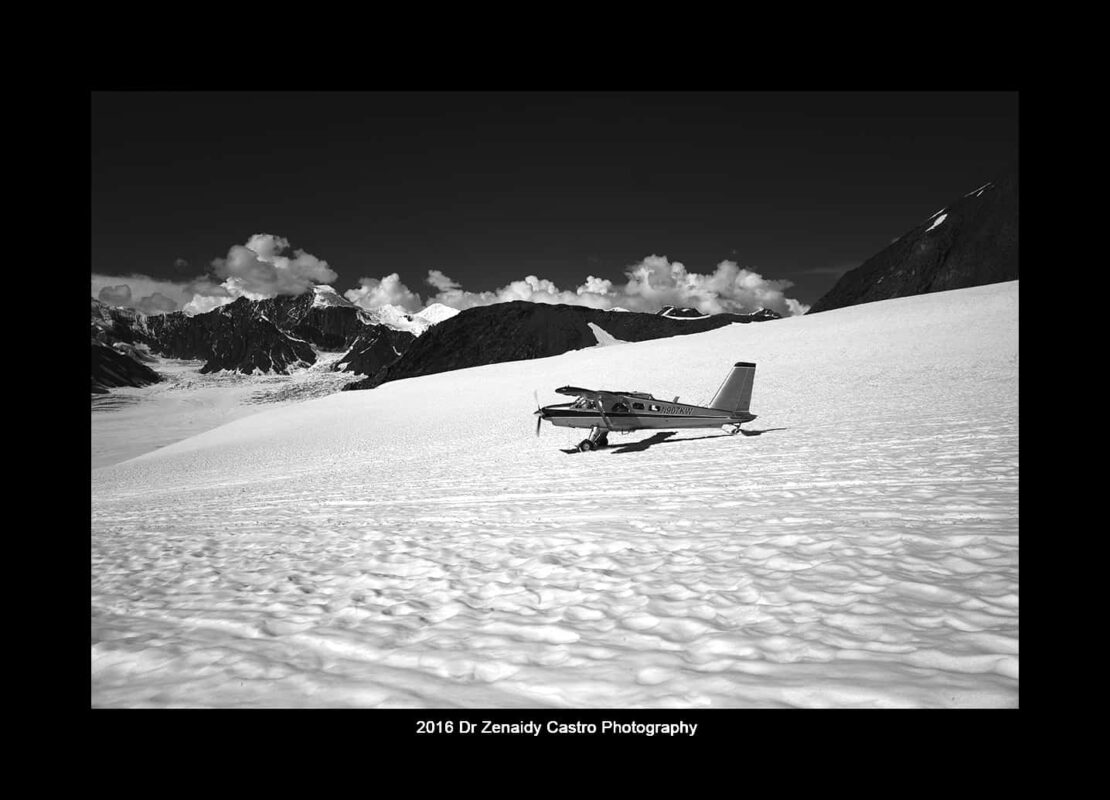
[[572, 397, 588, 408], [632, 402, 644, 410]]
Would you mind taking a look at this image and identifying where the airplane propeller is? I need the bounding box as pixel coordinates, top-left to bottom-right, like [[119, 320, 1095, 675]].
[[534, 390, 543, 437]]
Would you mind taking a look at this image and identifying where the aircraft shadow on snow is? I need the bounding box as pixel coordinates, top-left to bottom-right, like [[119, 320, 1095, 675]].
[[559, 428, 787, 454]]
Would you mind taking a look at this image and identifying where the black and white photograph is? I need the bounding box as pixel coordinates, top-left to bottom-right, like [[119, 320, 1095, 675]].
[[90, 91, 1019, 714]]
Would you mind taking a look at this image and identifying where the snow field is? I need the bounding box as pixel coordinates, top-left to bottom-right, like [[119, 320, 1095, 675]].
[[92, 282, 1018, 708]]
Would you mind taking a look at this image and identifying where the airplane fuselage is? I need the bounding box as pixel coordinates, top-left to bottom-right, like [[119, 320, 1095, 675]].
[[539, 395, 756, 432]]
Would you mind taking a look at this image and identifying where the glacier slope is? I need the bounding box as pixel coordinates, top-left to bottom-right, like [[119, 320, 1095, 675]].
[[91, 352, 354, 470], [91, 281, 1019, 708]]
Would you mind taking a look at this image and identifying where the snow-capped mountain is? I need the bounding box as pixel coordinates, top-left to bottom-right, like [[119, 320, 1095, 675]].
[[808, 162, 1018, 314], [310, 285, 358, 309], [413, 302, 461, 326], [144, 298, 319, 375], [355, 304, 433, 336], [657, 305, 709, 319], [92, 291, 779, 395], [657, 305, 781, 321], [343, 300, 783, 392], [352, 302, 461, 337], [91, 291, 430, 389]]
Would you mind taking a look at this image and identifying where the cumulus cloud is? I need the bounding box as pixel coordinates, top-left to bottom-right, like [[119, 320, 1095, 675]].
[[578, 276, 613, 296], [211, 234, 337, 299], [93, 237, 808, 319], [97, 284, 133, 306], [415, 255, 809, 316], [344, 273, 423, 313], [426, 270, 460, 293], [182, 295, 233, 315], [93, 235, 341, 317], [92, 274, 191, 314], [136, 292, 180, 314], [620, 256, 808, 316]]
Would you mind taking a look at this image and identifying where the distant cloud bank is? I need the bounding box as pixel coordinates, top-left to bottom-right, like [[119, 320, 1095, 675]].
[[92, 234, 810, 317]]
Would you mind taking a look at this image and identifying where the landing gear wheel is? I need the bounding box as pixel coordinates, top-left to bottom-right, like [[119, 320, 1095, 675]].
[[577, 439, 595, 452]]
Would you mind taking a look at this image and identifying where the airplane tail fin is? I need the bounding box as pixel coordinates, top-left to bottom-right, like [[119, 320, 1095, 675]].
[[708, 362, 756, 414]]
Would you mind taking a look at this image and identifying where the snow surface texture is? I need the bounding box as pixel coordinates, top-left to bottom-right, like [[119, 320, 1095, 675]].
[[92, 282, 1019, 708]]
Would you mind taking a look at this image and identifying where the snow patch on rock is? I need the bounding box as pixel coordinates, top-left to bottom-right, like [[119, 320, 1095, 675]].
[[926, 213, 948, 232], [587, 322, 626, 347]]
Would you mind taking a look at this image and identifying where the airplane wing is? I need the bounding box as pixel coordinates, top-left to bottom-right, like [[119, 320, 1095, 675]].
[[554, 385, 602, 399], [554, 386, 633, 402]]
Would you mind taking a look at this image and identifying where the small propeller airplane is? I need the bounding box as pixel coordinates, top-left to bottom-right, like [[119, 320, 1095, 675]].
[[534, 362, 758, 451]]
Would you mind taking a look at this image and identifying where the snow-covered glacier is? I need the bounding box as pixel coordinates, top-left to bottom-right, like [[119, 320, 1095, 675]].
[[91, 281, 1019, 708]]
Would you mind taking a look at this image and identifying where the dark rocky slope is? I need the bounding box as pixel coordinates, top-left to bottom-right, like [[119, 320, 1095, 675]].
[[145, 298, 318, 374], [253, 291, 368, 351], [343, 301, 780, 391], [91, 343, 163, 393], [91, 299, 163, 392], [333, 326, 418, 377], [808, 163, 1018, 315]]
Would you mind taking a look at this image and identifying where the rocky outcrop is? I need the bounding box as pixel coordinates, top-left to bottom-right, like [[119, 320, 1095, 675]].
[[342, 301, 780, 391], [808, 163, 1018, 315]]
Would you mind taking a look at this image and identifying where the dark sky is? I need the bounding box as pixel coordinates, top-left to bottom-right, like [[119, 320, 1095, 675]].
[[91, 91, 1018, 307]]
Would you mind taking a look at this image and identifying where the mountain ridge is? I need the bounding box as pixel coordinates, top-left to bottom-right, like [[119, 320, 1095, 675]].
[[343, 301, 782, 392], [808, 163, 1018, 314]]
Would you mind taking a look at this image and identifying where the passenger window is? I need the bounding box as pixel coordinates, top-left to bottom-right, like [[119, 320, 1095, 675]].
[[649, 404, 661, 412], [632, 402, 644, 410]]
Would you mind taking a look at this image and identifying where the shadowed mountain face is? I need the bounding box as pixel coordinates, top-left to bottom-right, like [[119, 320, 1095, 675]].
[[91, 343, 163, 393], [146, 299, 319, 375], [129, 293, 411, 376], [253, 292, 367, 351], [333, 326, 417, 377], [91, 299, 163, 392], [808, 163, 1018, 315], [342, 301, 781, 392]]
